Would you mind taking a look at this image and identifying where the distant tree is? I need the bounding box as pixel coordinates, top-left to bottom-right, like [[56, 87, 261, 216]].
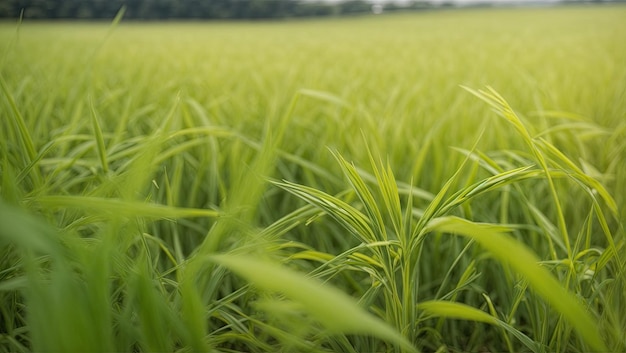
[[4, 0, 18, 18], [0, 0, 425, 20], [244, 0, 291, 19], [16, 0, 47, 19], [56, 0, 78, 18], [407, 0, 435, 10], [338, 0, 372, 14], [292, 2, 334, 17]]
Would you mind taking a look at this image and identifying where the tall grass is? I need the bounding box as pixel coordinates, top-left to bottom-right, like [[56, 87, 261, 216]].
[[1, 5, 625, 353]]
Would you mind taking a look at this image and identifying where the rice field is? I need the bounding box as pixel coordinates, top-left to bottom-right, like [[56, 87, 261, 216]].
[[1, 5, 625, 353]]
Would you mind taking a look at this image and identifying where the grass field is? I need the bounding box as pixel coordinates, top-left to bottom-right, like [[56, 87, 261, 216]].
[[1, 5, 625, 352]]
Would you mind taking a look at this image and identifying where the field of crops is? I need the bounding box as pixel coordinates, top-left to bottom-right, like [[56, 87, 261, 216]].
[[1, 5, 625, 352]]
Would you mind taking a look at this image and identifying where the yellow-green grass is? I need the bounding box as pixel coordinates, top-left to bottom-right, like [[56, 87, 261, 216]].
[[1, 5, 625, 353]]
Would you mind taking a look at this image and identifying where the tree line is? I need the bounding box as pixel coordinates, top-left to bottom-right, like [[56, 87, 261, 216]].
[[0, 0, 438, 20]]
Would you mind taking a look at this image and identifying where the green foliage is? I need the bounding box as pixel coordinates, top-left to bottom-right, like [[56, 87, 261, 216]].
[[0, 0, 380, 20], [1, 6, 625, 353], [209, 254, 417, 352], [424, 216, 606, 351]]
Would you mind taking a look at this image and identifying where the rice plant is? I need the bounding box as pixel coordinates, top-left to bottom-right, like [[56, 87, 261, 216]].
[[0, 5, 625, 353]]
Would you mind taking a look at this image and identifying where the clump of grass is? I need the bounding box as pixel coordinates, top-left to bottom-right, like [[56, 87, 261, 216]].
[[271, 103, 619, 351]]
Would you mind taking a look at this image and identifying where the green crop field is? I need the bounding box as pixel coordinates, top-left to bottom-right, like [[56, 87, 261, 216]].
[[1, 5, 625, 352]]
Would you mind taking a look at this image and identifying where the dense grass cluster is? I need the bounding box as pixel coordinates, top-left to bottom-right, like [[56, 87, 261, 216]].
[[1, 6, 625, 353]]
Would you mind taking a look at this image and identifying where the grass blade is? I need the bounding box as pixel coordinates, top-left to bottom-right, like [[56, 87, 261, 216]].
[[210, 253, 418, 353], [463, 86, 572, 255], [271, 179, 376, 244], [419, 300, 543, 353], [36, 196, 219, 219], [89, 97, 109, 174], [425, 216, 607, 352], [0, 76, 36, 162]]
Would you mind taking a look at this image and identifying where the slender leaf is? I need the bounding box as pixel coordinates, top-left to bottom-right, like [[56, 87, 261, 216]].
[[425, 216, 607, 352], [210, 253, 418, 353]]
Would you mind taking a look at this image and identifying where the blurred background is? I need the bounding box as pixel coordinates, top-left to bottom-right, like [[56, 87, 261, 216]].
[[0, 0, 621, 20]]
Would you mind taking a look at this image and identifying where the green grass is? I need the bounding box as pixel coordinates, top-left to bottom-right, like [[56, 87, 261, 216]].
[[1, 5, 625, 352]]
